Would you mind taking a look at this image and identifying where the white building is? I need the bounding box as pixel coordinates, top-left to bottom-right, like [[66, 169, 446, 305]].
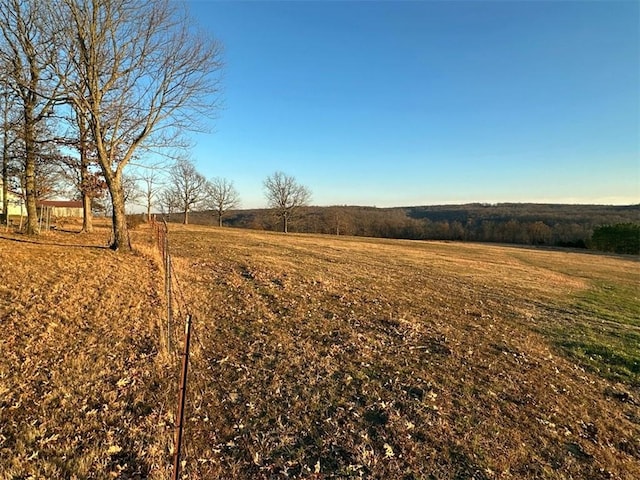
[[0, 181, 25, 217]]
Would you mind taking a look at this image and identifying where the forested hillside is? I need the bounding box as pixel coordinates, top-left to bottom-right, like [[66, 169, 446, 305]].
[[167, 203, 640, 251]]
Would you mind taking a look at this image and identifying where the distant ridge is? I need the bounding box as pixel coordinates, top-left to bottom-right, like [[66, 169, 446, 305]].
[[160, 203, 639, 250]]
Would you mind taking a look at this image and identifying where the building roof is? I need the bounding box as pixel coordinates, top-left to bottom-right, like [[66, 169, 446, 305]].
[[37, 200, 83, 208]]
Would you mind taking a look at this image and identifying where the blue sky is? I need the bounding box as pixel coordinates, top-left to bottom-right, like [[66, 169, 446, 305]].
[[185, 0, 639, 208]]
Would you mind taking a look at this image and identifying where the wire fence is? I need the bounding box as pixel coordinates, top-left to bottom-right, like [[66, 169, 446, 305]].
[[151, 217, 193, 480]]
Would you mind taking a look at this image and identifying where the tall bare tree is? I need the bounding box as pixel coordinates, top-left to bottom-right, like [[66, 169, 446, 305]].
[[206, 177, 239, 227], [0, 0, 65, 234], [168, 158, 207, 225], [264, 171, 311, 233], [58, 0, 222, 250]]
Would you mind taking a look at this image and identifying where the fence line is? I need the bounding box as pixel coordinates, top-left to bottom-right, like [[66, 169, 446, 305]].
[[164, 219, 174, 351], [151, 216, 193, 480]]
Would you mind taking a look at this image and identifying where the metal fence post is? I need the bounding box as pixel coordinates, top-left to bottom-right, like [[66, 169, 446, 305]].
[[166, 252, 172, 351], [172, 314, 192, 480]]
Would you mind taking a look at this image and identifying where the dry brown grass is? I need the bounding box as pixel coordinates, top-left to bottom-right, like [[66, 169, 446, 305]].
[[164, 225, 639, 479], [0, 222, 638, 479], [0, 222, 175, 479]]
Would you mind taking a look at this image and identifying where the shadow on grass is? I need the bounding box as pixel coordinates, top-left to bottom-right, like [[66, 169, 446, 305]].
[[0, 233, 109, 250]]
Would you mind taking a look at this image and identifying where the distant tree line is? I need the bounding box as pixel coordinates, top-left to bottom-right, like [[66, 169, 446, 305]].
[[175, 203, 640, 254], [590, 224, 640, 255]]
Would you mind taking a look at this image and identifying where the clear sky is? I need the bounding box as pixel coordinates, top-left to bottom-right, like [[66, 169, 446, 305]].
[[184, 0, 639, 209]]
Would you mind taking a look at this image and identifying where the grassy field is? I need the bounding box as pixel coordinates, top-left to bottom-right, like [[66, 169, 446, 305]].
[[0, 223, 175, 479], [1, 222, 638, 479]]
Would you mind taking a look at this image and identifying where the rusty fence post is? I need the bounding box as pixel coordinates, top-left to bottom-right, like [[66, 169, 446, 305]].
[[172, 314, 192, 480], [156, 223, 162, 258]]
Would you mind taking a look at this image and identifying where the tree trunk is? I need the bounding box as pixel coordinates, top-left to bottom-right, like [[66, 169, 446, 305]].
[[283, 211, 288, 233], [82, 191, 93, 233], [108, 173, 131, 251], [145, 182, 152, 223], [23, 115, 38, 235], [79, 114, 93, 233], [218, 211, 222, 227], [183, 209, 189, 225], [24, 158, 38, 234], [2, 138, 7, 227], [2, 92, 9, 227]]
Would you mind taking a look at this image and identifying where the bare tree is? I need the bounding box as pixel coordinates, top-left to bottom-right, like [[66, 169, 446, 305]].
[[206, 177, 239, 227], [0, 0, 65, 234], [168, 158, 207, 225], [122, 174, 142, 213], [138, 168, 164, 222], [326, 206, 353, 236], [55, 107, 108, 233], [72, 96, 99, 233], [58, 0, 223, 250], [158, 187, 181, 216], [264, 171, 311, 233]]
